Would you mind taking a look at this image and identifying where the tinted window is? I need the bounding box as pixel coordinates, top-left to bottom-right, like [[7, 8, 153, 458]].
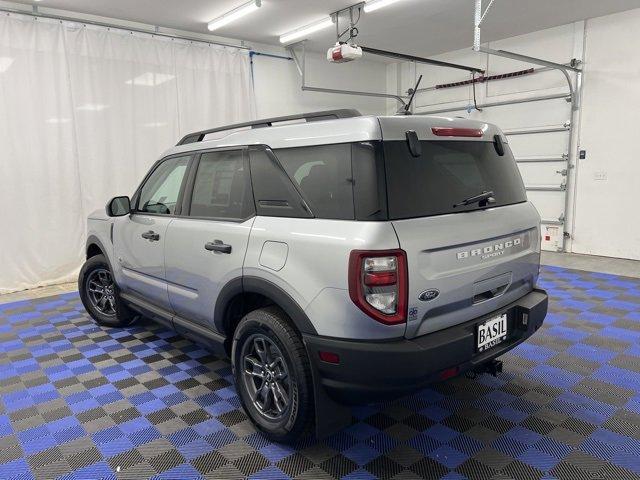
[[189, 150, 254, 220], [248, 148, 312, 218], [384, 140, 526, 219], [352, 142, 387, 221], [275, 144, 355, 220], [138, 155, 190, 214]]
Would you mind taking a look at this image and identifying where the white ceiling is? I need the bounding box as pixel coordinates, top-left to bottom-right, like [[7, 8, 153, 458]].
[[7, 0, 640, 56]]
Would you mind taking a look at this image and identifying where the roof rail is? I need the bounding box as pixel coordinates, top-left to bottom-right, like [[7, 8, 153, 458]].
[[176, 109, 361, 145]]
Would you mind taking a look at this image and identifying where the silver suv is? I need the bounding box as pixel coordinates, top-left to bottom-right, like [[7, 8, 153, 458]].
[[79, 109, 548, 441]]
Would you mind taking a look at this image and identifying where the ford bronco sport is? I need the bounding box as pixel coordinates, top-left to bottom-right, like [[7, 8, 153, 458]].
[[79, 109, 548, 441]]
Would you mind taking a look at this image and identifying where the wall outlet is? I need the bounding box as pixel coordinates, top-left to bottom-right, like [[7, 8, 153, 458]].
[[541, 226, 561, 252], [594, 171, 607, 181]]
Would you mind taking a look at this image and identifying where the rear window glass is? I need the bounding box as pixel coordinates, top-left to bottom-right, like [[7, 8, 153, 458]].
[[384, 140, 526, 219], [275, 144, 355, 220]]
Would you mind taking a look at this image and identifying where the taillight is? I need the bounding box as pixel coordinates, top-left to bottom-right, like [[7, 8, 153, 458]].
[[431, 127, 483, 138], [348, 249, 408, 325]]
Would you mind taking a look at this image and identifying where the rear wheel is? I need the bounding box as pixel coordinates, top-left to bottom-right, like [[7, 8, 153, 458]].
[[232, 307, 314, 442], [79, 254, 135, 327]]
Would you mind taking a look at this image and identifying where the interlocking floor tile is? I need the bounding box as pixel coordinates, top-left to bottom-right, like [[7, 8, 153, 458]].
[[0, 267, 639, 479]]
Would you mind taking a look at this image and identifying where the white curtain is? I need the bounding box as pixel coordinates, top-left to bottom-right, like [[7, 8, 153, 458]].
[[0, 14, 255, 294]]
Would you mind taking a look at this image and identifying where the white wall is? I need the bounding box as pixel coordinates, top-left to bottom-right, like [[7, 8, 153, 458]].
[[252, 44, 387, 118], [387, 9, 640, 260], [571, 9, 640, 260]]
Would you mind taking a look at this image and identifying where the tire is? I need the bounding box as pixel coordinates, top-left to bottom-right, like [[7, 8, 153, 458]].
[[232, 306, 314, 442], [78, 254, 135, 328]]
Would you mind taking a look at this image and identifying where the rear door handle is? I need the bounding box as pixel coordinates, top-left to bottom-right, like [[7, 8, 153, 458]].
[[205, 241, 232, 254], [141, 231, 160, 241]]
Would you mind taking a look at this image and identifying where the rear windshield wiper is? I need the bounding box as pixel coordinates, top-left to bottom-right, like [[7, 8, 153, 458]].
[[453, 190, 496, 208]]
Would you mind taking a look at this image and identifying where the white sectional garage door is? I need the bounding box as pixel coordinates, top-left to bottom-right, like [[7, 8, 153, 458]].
[[404, 23, 584, 252]]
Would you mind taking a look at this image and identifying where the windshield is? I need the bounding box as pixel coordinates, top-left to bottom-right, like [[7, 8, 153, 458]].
[[383, 140, 527, 220]]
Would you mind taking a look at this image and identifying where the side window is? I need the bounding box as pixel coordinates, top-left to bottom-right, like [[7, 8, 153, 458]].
[[137, 155, 190, 215], [189, 150, 254, 220], [275, 144, 355, 220], [248, 148, 312, 218], [352, 142, 387, 221]]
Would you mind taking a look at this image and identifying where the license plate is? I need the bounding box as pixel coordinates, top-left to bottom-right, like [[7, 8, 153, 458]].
[[477, 314, 508, 352]]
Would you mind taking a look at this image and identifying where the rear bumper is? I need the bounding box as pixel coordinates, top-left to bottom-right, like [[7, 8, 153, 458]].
[[303, 288, 548, 404]]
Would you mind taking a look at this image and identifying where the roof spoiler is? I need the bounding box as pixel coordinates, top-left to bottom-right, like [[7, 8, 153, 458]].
[[176, 109, 361, 146]]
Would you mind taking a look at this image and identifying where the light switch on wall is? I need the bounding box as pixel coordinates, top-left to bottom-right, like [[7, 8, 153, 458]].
[[594, 171, 607, 181]]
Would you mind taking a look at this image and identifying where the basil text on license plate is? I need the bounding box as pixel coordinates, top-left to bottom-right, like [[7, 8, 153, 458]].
[[477, 314, 507, 352]]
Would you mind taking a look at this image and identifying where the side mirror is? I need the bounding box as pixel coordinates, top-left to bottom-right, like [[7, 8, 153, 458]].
[[106, 196, 131, 217]]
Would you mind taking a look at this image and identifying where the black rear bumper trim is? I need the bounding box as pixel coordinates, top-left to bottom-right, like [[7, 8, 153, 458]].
[[303, 288, 548, 404]]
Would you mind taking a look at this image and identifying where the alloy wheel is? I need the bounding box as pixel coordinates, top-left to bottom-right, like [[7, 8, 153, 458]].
[[86, 268, 117, 317], [241, 334, 292, 420]]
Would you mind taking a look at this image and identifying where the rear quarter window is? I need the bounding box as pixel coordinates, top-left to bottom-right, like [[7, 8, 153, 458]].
[[248, 148, 312, 218], [275, 144, 355, 220]]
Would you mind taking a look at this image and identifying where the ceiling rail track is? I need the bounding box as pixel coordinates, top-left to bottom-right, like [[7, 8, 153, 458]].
[[0, 6, 252, 51], [288, 41, 409, 105]]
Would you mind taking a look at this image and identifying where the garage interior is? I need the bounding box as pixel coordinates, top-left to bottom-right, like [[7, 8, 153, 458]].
[[1, 0, 640, 479]]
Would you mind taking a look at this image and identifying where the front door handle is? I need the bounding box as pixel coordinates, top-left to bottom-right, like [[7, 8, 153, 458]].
[[141, 231, 160, 241], [205, 241, 232, 254]]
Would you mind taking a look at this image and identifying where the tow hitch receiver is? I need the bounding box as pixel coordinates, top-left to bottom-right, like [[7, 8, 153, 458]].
[[476, 359, 503, 377]]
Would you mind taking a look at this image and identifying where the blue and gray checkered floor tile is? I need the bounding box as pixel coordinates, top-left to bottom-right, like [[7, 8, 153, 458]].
[[1, 266, 639, 480]]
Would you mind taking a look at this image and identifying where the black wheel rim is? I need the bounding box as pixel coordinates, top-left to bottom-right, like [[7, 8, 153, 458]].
[[86, 268, 116, 317], [240, 334, 292, 420]]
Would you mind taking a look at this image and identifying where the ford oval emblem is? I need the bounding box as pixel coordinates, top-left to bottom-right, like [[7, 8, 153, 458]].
[[419, 289, 440, 302]]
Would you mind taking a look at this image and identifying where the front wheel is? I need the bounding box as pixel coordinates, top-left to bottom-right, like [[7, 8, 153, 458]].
[[232, 307, 314, 442], [78, 254, 135, 327]]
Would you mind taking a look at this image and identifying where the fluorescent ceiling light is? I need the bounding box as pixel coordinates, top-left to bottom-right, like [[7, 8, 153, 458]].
[[77, 103, 108, 111], [0, 57, 14, 72], [363, 0, 405, 13], [46, 118, 71, 124], [208, 0, 261, 32], [279, 17, 334, 44], [125, 72, 175, 87]]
